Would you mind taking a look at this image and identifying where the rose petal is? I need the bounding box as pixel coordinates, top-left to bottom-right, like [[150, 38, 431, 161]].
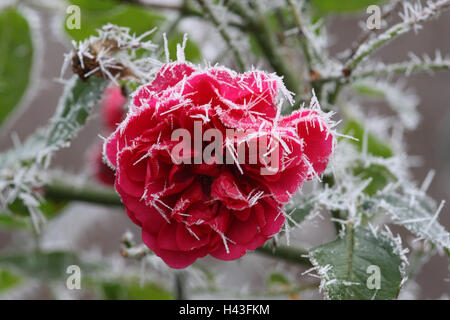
[[143, 231, 207, 269], [176, 223, 209, 251]]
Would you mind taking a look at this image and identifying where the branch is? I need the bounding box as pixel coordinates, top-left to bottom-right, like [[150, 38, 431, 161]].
[[315, 53, 450, 85], [174, 272, 187, 300], [351, 54, 450, 79], [44, 179, 312, 266], [195, 0, 246, 71], [347, 0, 403, 60], [126, 0, 247, 30], [345, 0, 450, 72], [44, 180, 123, 206], [287, 0, 313, 71], [124, 0, 184, 11], [214, 0, 300, 95], [123, 0, 200, 16], [255, 242, 312, 267]]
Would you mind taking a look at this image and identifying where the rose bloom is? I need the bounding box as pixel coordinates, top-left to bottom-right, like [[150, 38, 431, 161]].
[[104, 62, 334, 268], [101, 85, 127, 131], [88, 143, 116, 186], [88, 86, 126, 186]]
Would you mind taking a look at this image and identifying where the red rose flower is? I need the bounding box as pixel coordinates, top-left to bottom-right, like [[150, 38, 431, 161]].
[[101, 85, 127, 131], [88, 142, 117, 186], [104, 62, 334, 268], [88, 86, 126, 186]]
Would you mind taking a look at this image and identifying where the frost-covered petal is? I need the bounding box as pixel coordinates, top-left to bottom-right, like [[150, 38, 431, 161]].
[[133, 62, 195, 107], [211, 170, 252, 210], [282, 110, 333, 177], [104, 62, 334, 269]]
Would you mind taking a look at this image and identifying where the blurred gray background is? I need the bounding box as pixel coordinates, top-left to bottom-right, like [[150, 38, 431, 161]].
[[0, 6, 449, 299]]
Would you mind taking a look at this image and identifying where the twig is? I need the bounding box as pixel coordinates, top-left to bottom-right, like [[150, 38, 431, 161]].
[[314, 55, 450, 85], [347, 0, 403, 60], [122, 0, 197, 15], [44, 180, 123, 206], [351, 57, 450, 80], [255, 242, 312, 267], [229, 0, 301, 94], [174, 272, 187, 300], [195, 0, 246, 71], [122, 0, 247, 30], [44, 179, 312, 266], [287, 0, 313, 71], [345, 0, 450, 72]]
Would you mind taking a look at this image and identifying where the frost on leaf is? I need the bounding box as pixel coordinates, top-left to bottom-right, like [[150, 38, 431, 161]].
[[347, 0, 450, 70], [353, 79, 420, 130], [0, 76, 108, 232], [307, 226, 407, 300], [0, 24, 163, 233], [369, 185, 450, 253], [45, 76, 108, 156]]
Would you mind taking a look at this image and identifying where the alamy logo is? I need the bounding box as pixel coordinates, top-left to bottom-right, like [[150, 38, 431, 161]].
[[170, 121, 281, 176], [366, 5, 382, 30], [366, 265, 381, 290], [66, 265, 81, 290], [66, 5, 81, 30]]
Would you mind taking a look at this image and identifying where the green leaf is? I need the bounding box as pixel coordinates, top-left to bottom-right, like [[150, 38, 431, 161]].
[[0, 8, 33, 126], [341, 121, 396, 195], [353, 83, 385, 98], [373, 192, 450, 251], [0, 76, 107, 230], [309, 227, 405, 300], [0, 251, 99, 281], [310, 0, 386, 14], [46, 76, 108, 148], [7, 197, 67, 219], [0, 269, 22, 293], [354, 164, 395, 196], [248, 8, 286, 58], [249, 34, 263, 57], [38, 199, 68, 219], [98, 279, 173, 300], [343, 120, 393, 158], [353, 80, 420, 130], [0, 75, 108, 165], [65, 0, 165, 41], [268, 272, 290, 286], [266, 272, 291, 294], [0, 212, 30, 230], [168, 33, 202, 63], [285, 194, 316, 226], [0, 75, 107, 231]]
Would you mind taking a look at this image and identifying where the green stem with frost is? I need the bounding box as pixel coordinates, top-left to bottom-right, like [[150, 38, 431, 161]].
[[225, 0, 301, 94], [195, 0, 246, 71], [345, 0, 450, 72], [314, 59, 450, 86], [44, 179, 312, 267]]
